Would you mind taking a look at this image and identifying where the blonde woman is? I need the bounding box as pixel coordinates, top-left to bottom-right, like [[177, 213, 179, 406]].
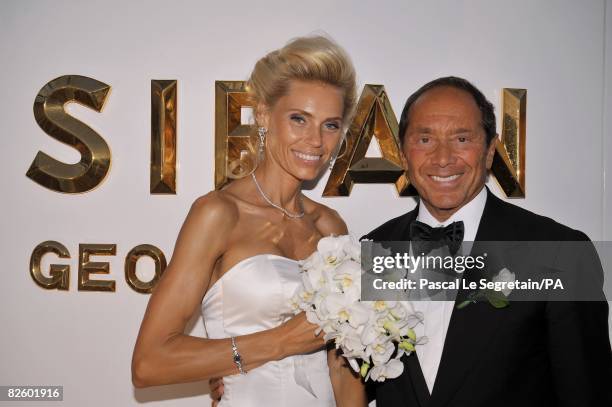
[[131, 35, 367, 406]]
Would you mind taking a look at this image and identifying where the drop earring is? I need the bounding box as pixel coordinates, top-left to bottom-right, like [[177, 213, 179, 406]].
[[257, 127, 267, 160], [329, 155, 336, 170]]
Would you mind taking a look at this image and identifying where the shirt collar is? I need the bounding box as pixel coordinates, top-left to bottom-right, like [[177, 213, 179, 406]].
[[416, 186, 488, 242]]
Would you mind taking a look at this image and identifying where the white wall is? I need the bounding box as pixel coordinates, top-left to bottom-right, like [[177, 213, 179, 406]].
[[1, 1, 609, 405], [604, 0, 612, 346], [605, 0, 612, 241]]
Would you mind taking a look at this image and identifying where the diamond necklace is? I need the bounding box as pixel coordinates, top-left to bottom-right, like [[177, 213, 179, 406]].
[[251, 172, 305, 219]]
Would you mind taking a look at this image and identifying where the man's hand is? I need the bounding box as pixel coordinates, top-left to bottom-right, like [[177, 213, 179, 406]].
[[209, 377, 224, 406]]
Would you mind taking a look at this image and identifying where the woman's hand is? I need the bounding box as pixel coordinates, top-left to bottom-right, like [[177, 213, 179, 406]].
[[276, 312, 326, 358], [206, 312, 323, 404], [209, 376, 223, 406], [328, 347, 367, 407]]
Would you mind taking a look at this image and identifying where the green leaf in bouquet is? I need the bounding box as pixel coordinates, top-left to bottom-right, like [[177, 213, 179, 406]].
[[399, 340, 415, 352], [360, 361, 370, 378], [406, 328, 416, 342]]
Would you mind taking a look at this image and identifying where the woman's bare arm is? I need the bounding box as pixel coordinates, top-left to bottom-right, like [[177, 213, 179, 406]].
[[131, 193, 324, 387]]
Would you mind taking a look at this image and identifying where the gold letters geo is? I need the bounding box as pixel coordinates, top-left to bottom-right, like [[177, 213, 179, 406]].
[[30, 241, 167, 294]]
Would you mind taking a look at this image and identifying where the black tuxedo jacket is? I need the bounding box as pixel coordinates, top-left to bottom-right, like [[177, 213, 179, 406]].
[[362, 188, 612, 407]]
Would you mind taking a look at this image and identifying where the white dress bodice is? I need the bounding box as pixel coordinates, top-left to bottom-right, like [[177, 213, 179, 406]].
[[201, 254, 335, 406]]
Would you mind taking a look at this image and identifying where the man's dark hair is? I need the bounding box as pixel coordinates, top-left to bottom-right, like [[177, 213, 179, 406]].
[[397, 76, 496, 145]]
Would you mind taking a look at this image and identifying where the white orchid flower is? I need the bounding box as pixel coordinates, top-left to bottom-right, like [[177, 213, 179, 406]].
[[366, 358, 404, 382], [368, 336, 395, 366], [299, 251, 325, 275], [332, 260, 362, 290]]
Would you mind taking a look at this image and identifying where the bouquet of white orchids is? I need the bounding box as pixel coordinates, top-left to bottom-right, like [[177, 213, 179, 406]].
[[291, 235, 426, 382]]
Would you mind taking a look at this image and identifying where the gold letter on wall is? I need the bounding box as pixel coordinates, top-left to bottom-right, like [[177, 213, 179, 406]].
[[124, 244, 167, 293], [323, 85, 415, 196], [30, 241, 70, 290], [27, 75, 111, 193], [78, 244, 116, 292], [214, 81, 257, 190], [491, 88, 527, 197], [151, 80, 177, 194]]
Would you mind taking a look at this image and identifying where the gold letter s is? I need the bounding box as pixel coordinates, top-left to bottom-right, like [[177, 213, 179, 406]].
[[27, 75, 111, 193]]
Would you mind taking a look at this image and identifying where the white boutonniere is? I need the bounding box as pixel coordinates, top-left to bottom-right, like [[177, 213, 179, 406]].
[[457, 267, 516, 309]]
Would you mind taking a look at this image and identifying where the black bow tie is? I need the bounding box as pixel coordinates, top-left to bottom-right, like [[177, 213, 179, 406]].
[[409, 220, 465, 256]]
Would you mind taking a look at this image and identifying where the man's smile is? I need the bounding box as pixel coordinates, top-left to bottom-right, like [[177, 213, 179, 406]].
[[428, 173, 463, 183]]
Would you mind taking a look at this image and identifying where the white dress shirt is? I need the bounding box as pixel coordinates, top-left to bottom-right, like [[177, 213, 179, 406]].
[[410, 187, 487, 394]]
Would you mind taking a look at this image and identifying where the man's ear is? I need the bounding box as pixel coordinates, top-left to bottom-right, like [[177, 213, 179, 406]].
[[255, 103, 270, 129], [485, 136, 497, 170]]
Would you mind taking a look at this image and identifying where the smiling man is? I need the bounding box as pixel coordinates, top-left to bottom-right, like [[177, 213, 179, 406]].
[[363, 76, 612, 407], [400, 82, 496, 221]]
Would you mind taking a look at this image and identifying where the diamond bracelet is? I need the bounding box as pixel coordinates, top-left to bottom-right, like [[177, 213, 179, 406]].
[[230, 336, 247, 375]]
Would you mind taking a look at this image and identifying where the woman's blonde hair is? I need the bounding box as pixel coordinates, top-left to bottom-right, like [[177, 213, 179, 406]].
[[246, 35, 357, 127]]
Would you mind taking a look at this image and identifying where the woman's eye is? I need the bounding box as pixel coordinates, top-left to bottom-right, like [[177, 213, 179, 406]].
[[325, 122, 340, 131], [419, 137, 430, 143], [290, 115, 305, 124], [458, 136, 467, 142]]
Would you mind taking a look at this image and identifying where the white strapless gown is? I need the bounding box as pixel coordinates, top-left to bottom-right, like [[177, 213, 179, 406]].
[[201, 254, 336, 406]]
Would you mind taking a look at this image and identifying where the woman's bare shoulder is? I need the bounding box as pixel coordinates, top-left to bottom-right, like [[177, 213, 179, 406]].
[[188, 190, 239, 233], [303, 196, 348, 236]]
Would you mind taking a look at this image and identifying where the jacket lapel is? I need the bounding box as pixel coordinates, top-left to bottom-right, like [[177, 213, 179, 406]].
[[404, 352, 432, 407], [402, 206, 432, 407], [427, 187, 511, 407]]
